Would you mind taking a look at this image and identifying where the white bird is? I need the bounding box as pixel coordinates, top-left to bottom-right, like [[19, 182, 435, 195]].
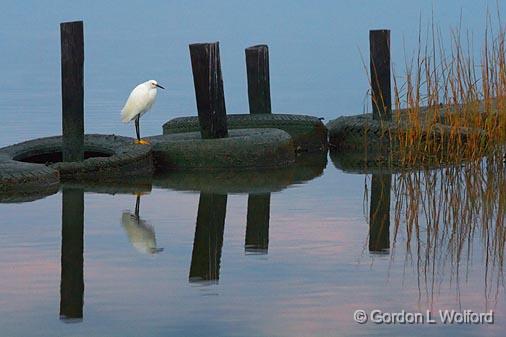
[[121, 79, 165, 144]]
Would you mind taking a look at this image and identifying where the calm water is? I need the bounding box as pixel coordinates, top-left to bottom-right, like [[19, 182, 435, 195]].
[[1, 1, 505, 336]]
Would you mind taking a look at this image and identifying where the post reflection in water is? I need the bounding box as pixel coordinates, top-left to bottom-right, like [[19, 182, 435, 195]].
[[121, 194, 163, 255], [189, 193, 227, 283], [368, 174, 392, 253], [60, 188, 84, 322], [245, 193, 270, 254]]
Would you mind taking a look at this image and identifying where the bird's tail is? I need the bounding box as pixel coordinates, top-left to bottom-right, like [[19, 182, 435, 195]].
[[121, 108, 132, 123]]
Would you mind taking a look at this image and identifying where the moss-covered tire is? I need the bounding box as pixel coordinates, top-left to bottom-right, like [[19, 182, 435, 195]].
[[327, 114, 486, 173], [0, 134, 153, 182], [163, 113, 328, 152], [327, 113, 485, 151], [326, 114, 396, 151], [148, 128, 295, 171], [0, 152, 59, 203]]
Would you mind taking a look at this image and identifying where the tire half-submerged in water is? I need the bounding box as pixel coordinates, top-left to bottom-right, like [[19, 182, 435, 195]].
[[0, 152, 59, 203], [0, 134, 153, 184], [149, 128, 295, 171], [163, 113, 328, 152]]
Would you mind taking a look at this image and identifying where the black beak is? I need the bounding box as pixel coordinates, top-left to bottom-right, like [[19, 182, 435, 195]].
[[156, 84, 165, 89]]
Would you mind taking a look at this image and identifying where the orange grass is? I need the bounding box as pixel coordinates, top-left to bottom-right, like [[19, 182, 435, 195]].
[[374, 15, 506, 166]]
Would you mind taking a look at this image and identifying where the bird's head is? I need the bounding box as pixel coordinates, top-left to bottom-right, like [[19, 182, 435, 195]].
[[148, 80, 165, 90]]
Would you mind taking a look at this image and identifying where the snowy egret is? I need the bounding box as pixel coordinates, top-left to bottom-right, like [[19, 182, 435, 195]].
[[121, 80, 165, 144]]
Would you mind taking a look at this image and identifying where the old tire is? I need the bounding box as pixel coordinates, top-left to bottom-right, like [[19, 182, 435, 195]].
[[148, 128, 295, 171], [327, 114, 396, 151], [0, 152, 59, 203], [163, 113, 328, 152], [0, 134, 153, 182], [327, 113, 486, 151]]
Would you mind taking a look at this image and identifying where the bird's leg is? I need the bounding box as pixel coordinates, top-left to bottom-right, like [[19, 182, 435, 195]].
[[134, 116, 150, 145], [135, 116, 140, 141]]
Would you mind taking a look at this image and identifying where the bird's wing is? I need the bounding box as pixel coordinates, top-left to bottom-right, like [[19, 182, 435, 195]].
[[121, 85, 151, 122]]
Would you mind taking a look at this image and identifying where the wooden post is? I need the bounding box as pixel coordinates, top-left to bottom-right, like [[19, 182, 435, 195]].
[[369, 30, 391, 121], [369, 174, 391, 253], [60, 21, 84, 162], [60, 187, 84, 321], [245, 193, 270, 253], [245, 45, 271, 114], [189, 42, 228, 139], [189, 192, 227, 282]]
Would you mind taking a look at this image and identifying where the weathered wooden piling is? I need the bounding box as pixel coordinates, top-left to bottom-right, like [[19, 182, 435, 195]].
[[369, 30, 391, 121], [60, 21, 84, 162], [189, 42, 228, 139], [369, 174, 391, 252], [189, 192, 227, 282], [245, 45, 271, 114], [245, 193, 270, 253], [60, 187, 84, 320]]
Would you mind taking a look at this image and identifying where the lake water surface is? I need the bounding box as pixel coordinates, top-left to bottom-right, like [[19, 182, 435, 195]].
[[1, 1, 505, 336]]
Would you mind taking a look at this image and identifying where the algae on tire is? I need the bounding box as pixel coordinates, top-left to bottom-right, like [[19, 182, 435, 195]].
[[163, 113, 328, 152], [149, 128, 295, 171], [0, 134, 153, 182]]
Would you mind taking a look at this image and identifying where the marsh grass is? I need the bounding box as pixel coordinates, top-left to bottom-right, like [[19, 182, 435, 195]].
[[362, 11, 506, 308], [368, 14, 506, 166], [386, 16, 506, 298]]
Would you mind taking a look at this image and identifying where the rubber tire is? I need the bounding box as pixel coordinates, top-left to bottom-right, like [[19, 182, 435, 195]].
[[327, 114, 486, 173], [0, 134, 153, 182], [148, 128, 295, 171], [327, 114, 485, 150], [326, 114, 396, 151], [0, 152, 59, 203], [163, 113, 328, 152]]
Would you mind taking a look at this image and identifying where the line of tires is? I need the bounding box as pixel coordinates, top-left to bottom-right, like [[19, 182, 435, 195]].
[[0, 127, 303, 202]]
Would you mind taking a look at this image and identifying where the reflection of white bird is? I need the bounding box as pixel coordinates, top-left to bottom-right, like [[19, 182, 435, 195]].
[[121, 195, 163, 255], [121, 80, 165, 145]]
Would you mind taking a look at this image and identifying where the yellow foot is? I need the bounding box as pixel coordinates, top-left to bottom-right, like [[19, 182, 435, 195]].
[[134, 139, 151, 145]]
